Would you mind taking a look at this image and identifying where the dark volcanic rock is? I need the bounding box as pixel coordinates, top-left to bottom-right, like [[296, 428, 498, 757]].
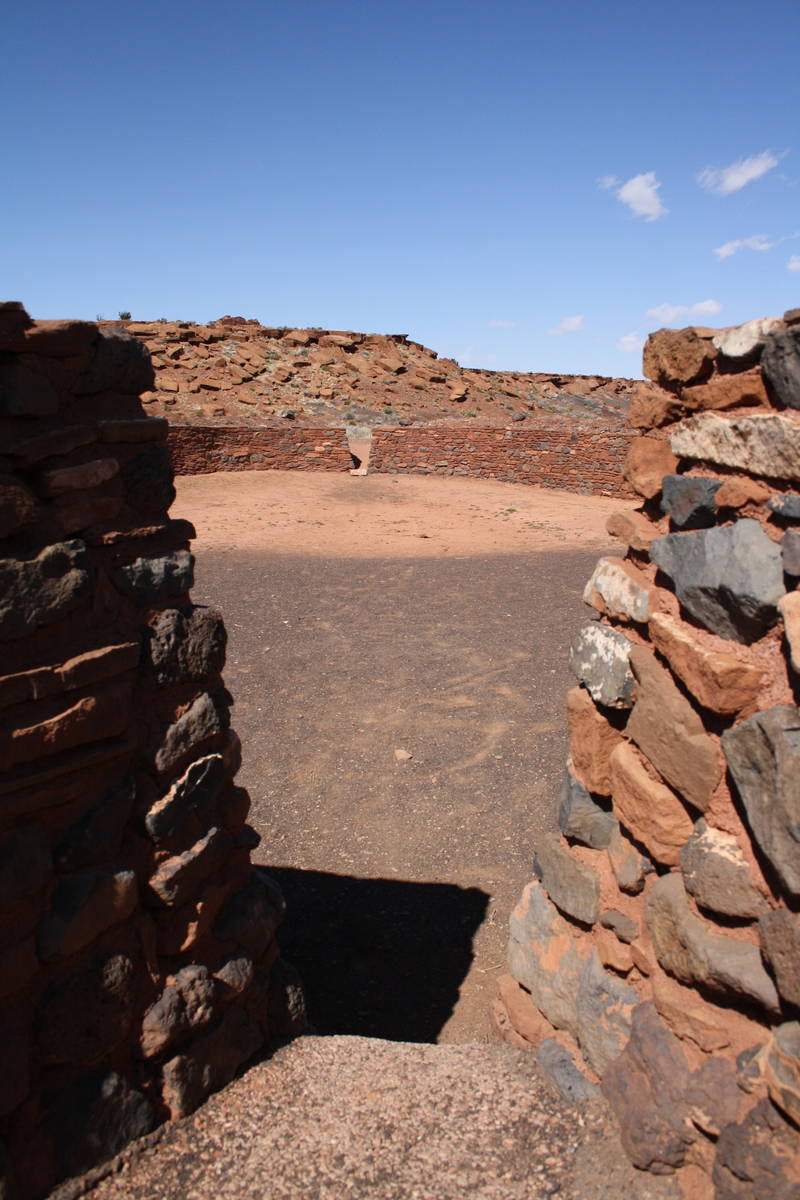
[[75, 327, 155, 395], [0, 540, 92, 640], [768, 492, 800, 520], [722, 706, 800, 897], [660, 474, 722, 529], [558, 766, 617, 849], [569, 622, 635, 708], [759, 909, 800, 1007], [114, 551, 194, 606], [145, 754, 227, 842], [680, 820, 767, 919], [147, 605, 226, 685], [536, 1037, 599, 1103], [713, 1098, 800, 1200], [576, 953, 638, 1075], [650, 519, 785, 642], [533, 834, 600, 925], [782, 529, 800, 576], [761, 326, 800, 410]]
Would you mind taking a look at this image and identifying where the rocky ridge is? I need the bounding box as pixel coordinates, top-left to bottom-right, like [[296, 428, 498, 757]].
[[112, 316, 633, 428]]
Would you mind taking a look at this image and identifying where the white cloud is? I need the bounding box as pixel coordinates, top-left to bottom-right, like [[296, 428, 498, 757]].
[[617, 332, 643, 354], [645, 299, 722, 326], [713, 234, 775, 260], [597, 175, 619, 190], [615, 172, 668, 221], [697, 150, 780, 196], [487, 319, 518, 328], [459, 345, 475, 363], [789, 255, 800, 273], [548, 314, 584, 336]]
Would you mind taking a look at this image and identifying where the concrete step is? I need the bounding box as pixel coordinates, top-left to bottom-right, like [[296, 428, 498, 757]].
[[63, 1036, 680, 1200]]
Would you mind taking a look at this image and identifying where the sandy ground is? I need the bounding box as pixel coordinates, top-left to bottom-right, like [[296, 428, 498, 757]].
[[176, 471, 634, 1043], [177, 470, 629, 558]]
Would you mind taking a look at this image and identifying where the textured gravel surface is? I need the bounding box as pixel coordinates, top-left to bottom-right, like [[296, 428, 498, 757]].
[[67, 1037, 679, 1200]]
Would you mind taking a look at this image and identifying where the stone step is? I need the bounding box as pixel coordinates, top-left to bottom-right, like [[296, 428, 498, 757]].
[[63, 1036, 679, 1200]]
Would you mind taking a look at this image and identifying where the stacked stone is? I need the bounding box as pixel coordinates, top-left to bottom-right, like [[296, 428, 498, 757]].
[[0, 305, 303, 1200], [499, 312, 800, 1195]]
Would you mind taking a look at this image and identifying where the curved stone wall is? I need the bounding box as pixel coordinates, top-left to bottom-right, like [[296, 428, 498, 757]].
[[498, 312, 800, 1195]]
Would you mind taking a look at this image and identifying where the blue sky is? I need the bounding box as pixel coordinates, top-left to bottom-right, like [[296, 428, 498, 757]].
[[3, 0, 798, 378]]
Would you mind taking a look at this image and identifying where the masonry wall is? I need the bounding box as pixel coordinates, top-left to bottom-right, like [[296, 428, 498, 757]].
[[497, 312, 800, 1195], [0, 305, 303, 1200], [369, 423, 634, 497], [166, 424, 354, 475]]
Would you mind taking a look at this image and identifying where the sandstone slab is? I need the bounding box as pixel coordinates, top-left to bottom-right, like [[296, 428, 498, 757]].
[[148, 827, 231, 907], [680, 820, 766, 918], [721, 705, 800, 896], [145, 754, 227, 843], [533, 834, 600, 925], [609, 742, 693, 864], [566, 685, 625, 795], [650, 519, 785, 642], [648, 610, 762, 714], [626, 646, 721, 812], [624, 437, 679, 499], [569, 621, 635, 708], [714, 476, 771, 509], [682, 368, 769, 412], [628, 380, 686, 429], [643, 328, 716, 387], [646, 873, 780, 1011], [605, 508, 660, 552], [141, 965, 218, 1058], [670, 412, 800, 482], [607, 825, 653, 894], [75, 327, 155, 395]]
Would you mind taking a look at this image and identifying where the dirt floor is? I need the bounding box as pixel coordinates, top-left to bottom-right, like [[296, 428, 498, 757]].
[[178, 470, 632, 1043]]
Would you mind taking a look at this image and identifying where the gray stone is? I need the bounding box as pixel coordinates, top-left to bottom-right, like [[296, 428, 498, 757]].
[[650, 519, 785, 642], [764, 1022, 800, 1126], [660, 474, 722, 529], [0, 362, 60, 416], [44, 1070, 154, 1179], [140, 965, 218, 1058], [646, 874, 780, 1012], [0, 540, 92, 641], [214, 870, 285, 958], [75, 327, 155, 395], [607, 825, 653, 894], [576, 952, 638, 1076], [36, 954, 135, 1066], [147, 605, 226, 685], [155, 692, 227, 775], [148, 827, 231, 907], [55, 776, 136, 871], [761, 326, 800, 409], [114, 551, 194, 607], [782, 529, 800, 576], [569, 622, 635, 708], [533, 835, 600, 925], [600, 909, 638, 943], [769, 492, 800, 520], [680, 820, 767, 918], [713, 1098, 800, 1200], [536, 1038, 600, 1103], [759, 909, 800, 1007], [558, 766, 617, 849], [145, 754, 226, 842], [670, 412, 800, 482], [721, 706, 800, 896], [506, 880, 589, 1033], [0, 825, 50, 908], [601, 1002, 694, 1173], [121, 444, 175, 517]]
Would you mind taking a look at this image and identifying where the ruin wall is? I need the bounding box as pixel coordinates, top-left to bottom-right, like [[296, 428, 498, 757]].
[[0, 305, 303, 1200], [497, 312, 800, 1195], [166, 425, 354, 475]]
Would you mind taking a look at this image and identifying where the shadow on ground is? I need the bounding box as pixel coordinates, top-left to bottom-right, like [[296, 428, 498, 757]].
[[265, 866, 489, 1042]]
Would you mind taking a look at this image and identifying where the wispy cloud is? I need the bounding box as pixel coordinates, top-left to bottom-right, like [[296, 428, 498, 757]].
[[713, 234, 776, 260], [597, 175, 619, 191], [697, 150, 781, 196], [646, 299, 722, 326], [548, 314, 584, 336], [615, 172, 668, 221], [487, 319, 519, 328], [789, 255, 800, 273], [617, 332, 643, 354]]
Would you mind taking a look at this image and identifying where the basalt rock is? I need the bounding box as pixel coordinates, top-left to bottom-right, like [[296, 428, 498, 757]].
[[761, 326, 800, 410], [660, 474, 722, 528], [569, 622, 635, 708], [680, 821, 766, 919], [558, 765, 617, 849], [533, 835, 600, 925], [0, 540, 92, 640]]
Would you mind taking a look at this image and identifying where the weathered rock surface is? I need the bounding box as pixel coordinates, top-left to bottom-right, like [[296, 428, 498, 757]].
[[43, 1070, 154, 1181], [628, 380, 686, 429], [576, 953, 638, 1076], [75, 327, 155, 395], [712, 318, 780, 362], [660, 474, 721, 528], [36, 953, 135, 1066], [558, 766, 617, 849], [161, 1005, 263, 1120], [682, 368, 770, 412], [609, 742, 693, 865], [534, 835, 600, 925], [607, 825, 653, 894], [670, 412, 800, 482], [507, 881, 589, 1033], [624, 438, 679, 499], [0, 540, 92, 640], [626, 647, 721, 812], [214, 871, 285, 959], [650, 519, 785, 642], [721, 705, 800, 896], [569, 622, 635, 708], [582, 557, 652, 622], [759, 909, 800, 1007], [141, 965, 218, 1058], [680, 820, 766, 918], [643, 328, 716, 388], [713, 1097, 800, 1200], [761, 326, 800, 410], [648, 611, 762, 714], [646, 874, 780, 1012], [148, 828, 231, 907], [536, 1038, 600, 1102], [145, 754, 227, 842], [600, 909, 638, 943], [768, 491, 800, 519], [146, 605, 226, 684], [606, 508, 660, 551], [782, 529, 800, 575], [114, 551, 195, 606], [155, 692, 226, 775], [763, 1022, 800, 1125], [566, 686, 625, 795]]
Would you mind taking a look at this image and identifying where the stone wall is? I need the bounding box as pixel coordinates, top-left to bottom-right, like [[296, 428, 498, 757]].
[[366, 422, 633, 498], [497, 313, 800, 1196], [166, 425, 354, 475], [0, 305, 303, 1200]]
